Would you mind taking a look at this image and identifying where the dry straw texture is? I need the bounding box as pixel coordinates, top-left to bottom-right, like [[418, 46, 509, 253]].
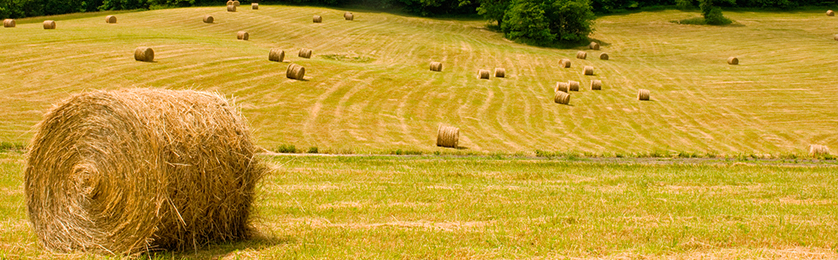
[[591, 80, 602, 90], [25, 88, 265, 255], [728, 57, 739, 65], [226, 0, 233, 5], [583, 66, 594, 75], [237, 31, 249, 40], [134, 47, 154, 62], [298, 48, 312, 58], [477, 69, 490, 79], [638, 89, 650, 100], [555, 82, 569, 93], [3, 19, 14, 27], [600, 53, 609, 60], [436, 125, 459, 148], [560, 59, 571, 68], [576, 51, 587, 59], [43, 20, 56, 29], [286, 63, 305, 80], [828, 10, 835, 16], [269, 49, 285, 62], [313, 15, 322, 23], [494, 68, 505, 77], [429, 62, 442, 72], [809, 144, 830, 157], [203, 15, 214, 23], [227, 5, 236, 12], [345, 12, 354, 20], [252, 3, 258, 9], [105, 15, 116, 24], [233, 0, 240, 6], [834, 34, 838, 41], [568, 80, 580, 91], [554, 91, 570, 105], [589, 42, 600, 50]]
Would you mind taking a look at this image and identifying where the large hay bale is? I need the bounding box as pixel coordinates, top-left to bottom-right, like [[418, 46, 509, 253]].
[[809, 144, 830, 157], [583, 66, 594, 75], [576, 51, 587, 59], [134, 47, 154, 62], [252, 3, 258, 9], [555, 82, 569, 93], [568, 80, 580, 91], [345, 12, 354, 20], [600, 53, 609, 60], [638, 89, 650, 101], [233, 0, 240, 6], [237, 31, 249, 40], [203, 15, 214, 23], [269, 49, 285, 62], [430, 62, 442, 72], [286, 63, 305, 80], [105, 15, 117, 24], [3, 19, 14, 28], [227, 4, 236, 12], [727, 57, 738, 65], [591, 80, 602, 90], [477, 69, 490, 79], [494, 68, 505, 77], [560, 59, 571, 68], [43, 20, 56, 29], [313, 15, 322, 23], [25, 88, 265, 255], [554, 91, 570, 105], [298, 48, 312, 58], [436, 125, 459, 148], [589, 42, 600, 50], [828, 10, 835, 16]]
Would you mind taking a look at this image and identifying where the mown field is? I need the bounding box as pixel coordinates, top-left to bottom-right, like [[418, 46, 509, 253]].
[[0, 6, 837, 156]]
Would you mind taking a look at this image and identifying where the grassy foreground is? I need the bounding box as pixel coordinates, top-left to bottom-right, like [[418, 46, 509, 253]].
[[2, 151, 837, 258]]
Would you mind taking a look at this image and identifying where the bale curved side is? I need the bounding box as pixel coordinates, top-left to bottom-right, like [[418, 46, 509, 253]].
[[298, 48, 312, 58], [345, 12, 354, 20], [233, 0, 240, 6], [203, 15, 214, 23], [105, 15, 117, 24], [583, 66, 594, 75], [589, 42, 600, 50], [134, 47, 154, 62], [576, 51, 587, 59], [638, 89, 650, 100], [828, 10, 835, 16], [591, 80, 602, 90], [600, 53, 609, 60], [252, 3, 258, 9], [430, 62, 442, 72], [227, 5, 236, 12], [727, 57, 738, 65], [3, 19, 14, 28], [313, 15, 322, 23], [568, 81, 580, 91], [560, 59, 571, 68], [436, 125, 459, 148], [43, 20, 56, 29], [269, 49, 285, 62], [809, 145, 830, 157], [477, 69, 490, 79], [555, 82, 569, 93], [494, 68, 505, 78], [554, 92, 570, 105], [286, 64, 305, 80], [237, 31, 249, 40]]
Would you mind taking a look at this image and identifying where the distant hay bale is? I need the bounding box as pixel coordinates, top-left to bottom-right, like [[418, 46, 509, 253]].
[[600, 53, 609, 60], [477, 69, 490, 79], [105, 15, 117, 24], [809, 144, 830, 157], [554, 91, 570, 105], [834, 34, 838, 41], [345, 12, 354, 20], [429, 62, 442, 72], [313, 15, 322, 23], [134, 47, 154, 62], [226, 0, 233, 5], [727, 57, 738, 65], [583, 66, 594, 75], [555, 82, 569, 93], [25, 88, 265, 255], [233, 0, 240, 6], [237, 31, 249, 40], [589, 42, 600, 50], [298, 48, 312, 58], [436, 125, 459, 148], [576, 51, 587, 59], [591, 80, 602, 90], [3, 19, 14, 28], [286, 63, 305, 80], [828, 10, 835, 16], [203, 15, 214, 23], [638, 89, 650, 100], [494, 68, 505, 77], [43, 20, 56, 29], [560, 59, 571, 68], [227, 4, 236, 12], [568, 81, 580, 91], [251, 3, 258, 9], [269, 49, 285, 62]]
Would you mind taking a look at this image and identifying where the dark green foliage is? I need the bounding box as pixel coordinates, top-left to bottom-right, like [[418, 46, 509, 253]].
[[307, 146, 319, 153], [697, 0, 732, 25], [501, 0, 595, 45], [275, 144, 298, 153], [0, 141, 25, 152]]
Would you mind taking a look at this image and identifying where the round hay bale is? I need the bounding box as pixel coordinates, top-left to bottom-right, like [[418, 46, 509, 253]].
[[554, 91, 570, 105], [576, 51, 587, 59], [494, 68, 505, 77], [3, 19, 15, 28], [237, 31, 249, 40], [345, 12, 354, 20], [436, 125, 459, 148], [233, 0, 240, 6], [203, 15, 214, 23], [252, 3, 258, 9], [105, 15, 117, 24], [43, 20, 56, 30], [568, 81, 580, 91], [286, 63, 305, 80], [477, 69, 490, 79], [809, 144, 830, 157], [583, 66, 594, 75], [227, 4, 236, 12], [591, 80, 602, 90], [600, 53, 609, 60], [727, 57, 739, 65], [25, 88, 265, 254], [298, 48, 312, 58], [555, 82, 569, 93], [560, 59, 571, 68], [226, 0, 233, 5], [828, 10, 835, 16], [638, 89, 650, 101], [834, 34, 838, 41], [269, 49, 285, 62], [313, 15, 322, 23], [134, 47, 154, 62], [589, 42, 600, 50], [430, 61, 442, 72]]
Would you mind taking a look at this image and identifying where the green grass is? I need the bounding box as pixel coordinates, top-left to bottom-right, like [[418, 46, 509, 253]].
[[2, 153, 837, 258]]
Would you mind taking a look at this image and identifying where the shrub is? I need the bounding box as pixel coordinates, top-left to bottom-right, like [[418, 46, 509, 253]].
[[501, 0, 594, 45], [275, 144, 297, 153]]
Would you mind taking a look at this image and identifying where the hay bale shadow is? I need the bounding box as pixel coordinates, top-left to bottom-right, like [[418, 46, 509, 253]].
[[152, 235, 292, 259]]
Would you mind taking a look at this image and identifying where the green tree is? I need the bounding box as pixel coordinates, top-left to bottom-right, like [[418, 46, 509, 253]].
[[501, 0, 595, 45], [698, 0, 733, 25], [460, 0, 511, 28]]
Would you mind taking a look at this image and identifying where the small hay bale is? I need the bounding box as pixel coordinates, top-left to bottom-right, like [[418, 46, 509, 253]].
[[834, 34, 838, 41], [233, 0, 240, 6], [494, 68, 505, 77], [25, 88, 265, 255], [638, 89, 650, 101], [828, 10, 835, 16], [43, 20, 56, 29], [134, 47, 154, 62], [252, 3, 258, 9], [554, 91, 570, 105], [809, 144, 830, 157], [286, 63, 305, 80], [560, 59, 571, 68], [226, 0, 233, 5], [583, 66, 594, 75], [436, 125, 459, 148], [576, 51, 587, 59], [589, 42, 600, 50], [727, 57, 738, 65], [555, 82, 569, 93], [269, 49, 285, 62], [430, 62, 442, 72], [237, 31, 249, 40], [227, 4, 236, 12], [3, 19, 14, 28], [345, 12, 354, 20], [298, 48, 312, 59], [568, 81, 580, 91], [600, 53, 609, 60], [105, 15, 117, 24], [590, 80, 602, 90], [203, 15, 214, 23], [313, 15, 322, 23], [477, 69, 490, 79]]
